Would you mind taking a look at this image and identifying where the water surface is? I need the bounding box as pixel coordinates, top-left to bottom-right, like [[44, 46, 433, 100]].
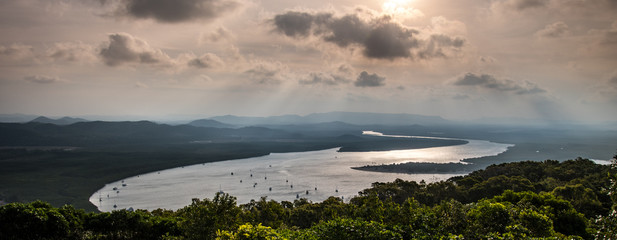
[[90, 132, 512, 211]]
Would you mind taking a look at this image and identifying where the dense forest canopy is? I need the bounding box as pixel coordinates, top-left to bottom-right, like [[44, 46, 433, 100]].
[[2, 156, 616, 239]]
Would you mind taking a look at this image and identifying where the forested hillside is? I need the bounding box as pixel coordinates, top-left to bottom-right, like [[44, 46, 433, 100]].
[[1, 157, 615, 239]]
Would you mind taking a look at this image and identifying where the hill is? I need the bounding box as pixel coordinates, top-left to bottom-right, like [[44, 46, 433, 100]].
[[29, 116, 88, 125], [188, 119, 235, 128]]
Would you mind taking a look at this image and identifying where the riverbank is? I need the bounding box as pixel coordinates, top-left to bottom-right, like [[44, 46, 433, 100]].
[[1, 134, 470, 212]]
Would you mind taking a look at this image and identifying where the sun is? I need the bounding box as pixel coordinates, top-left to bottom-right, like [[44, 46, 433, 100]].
[[382, 0, 413, 14]]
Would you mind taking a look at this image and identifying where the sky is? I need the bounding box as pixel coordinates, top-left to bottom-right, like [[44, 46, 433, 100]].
[[0, 0, 616, 123]]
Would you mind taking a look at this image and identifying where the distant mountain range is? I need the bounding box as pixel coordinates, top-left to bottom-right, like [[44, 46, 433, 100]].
[[0, 121, 296, 147], [207, 111, 450, 126]]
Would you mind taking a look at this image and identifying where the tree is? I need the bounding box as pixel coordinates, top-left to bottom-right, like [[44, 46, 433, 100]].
[[594, 152, 617, 240], [0, 201, 72, 240], [179, 192, 241, 240]]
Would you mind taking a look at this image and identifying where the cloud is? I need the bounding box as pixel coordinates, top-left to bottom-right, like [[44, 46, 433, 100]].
[[271, 11, 464, 60], [188, 53, 224, 69], [46, 42, 97, 62], [299, 72, 347, 86], [452, 93, 470, 100], [108, 0, 241, 23], [134, 81, 148, 88], [0, 44, 35, 62], [99, 33, 174, 67], [453, 73, 546, 95], [418, 34, 465, 59], [355, 71, 385, 87], [244, 60, 287, 84], [536, 21, 570, 38], [611, 74, 617, 86], [203, 27, 234, 43], [23, 75, 65, 84]]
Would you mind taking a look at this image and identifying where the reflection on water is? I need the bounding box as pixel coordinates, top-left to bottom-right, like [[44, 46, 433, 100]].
[[90, 132, 513, 211]]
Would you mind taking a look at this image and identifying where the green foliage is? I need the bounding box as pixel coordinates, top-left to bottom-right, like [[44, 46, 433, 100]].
[[178, 192, 241, 240], [593, 153, 617, 240], [216, 223, 283, 240], [306, 218, 402, 240], [1, 157, 614, 239], [0, 201, 73, 240], [241, 197, 288, 228]]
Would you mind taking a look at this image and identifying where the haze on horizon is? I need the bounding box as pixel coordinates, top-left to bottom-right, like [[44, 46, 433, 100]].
[[1, 0, 616, 123]]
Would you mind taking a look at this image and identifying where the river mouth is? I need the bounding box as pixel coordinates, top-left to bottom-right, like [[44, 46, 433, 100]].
[[90, 131, 512, 211]]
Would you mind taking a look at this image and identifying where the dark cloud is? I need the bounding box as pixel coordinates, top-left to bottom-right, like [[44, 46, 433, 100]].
[[536, 21, 570, 38], [363, 22, 418, 59], [273, 11, 325, 37], [355, 71, 385, 87], [504, 0, 547, 11], [24, 75, 63, 84], [188, 53, 224, 69], [99, 33, 172, 67], [271, 11, 461, 60], [323, 14, 370, 47], [110, 0, 240, 23], [453, 73, 546, 95], [609, 74, 617, 87]]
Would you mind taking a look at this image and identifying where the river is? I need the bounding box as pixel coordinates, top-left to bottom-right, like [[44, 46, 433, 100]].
[[90, 132, 513, 211]]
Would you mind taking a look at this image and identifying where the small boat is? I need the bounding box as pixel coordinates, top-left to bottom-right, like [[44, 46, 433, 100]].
[[306, 190, 309, 195], [231, 172, 234, 176], [122, 184, 127, 187], [240, 180, 243, 183], [113, 204, 117, 208], [113, 187, 118, 190], [296, 194, 299, 199], [269, 187, 272, 191]]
